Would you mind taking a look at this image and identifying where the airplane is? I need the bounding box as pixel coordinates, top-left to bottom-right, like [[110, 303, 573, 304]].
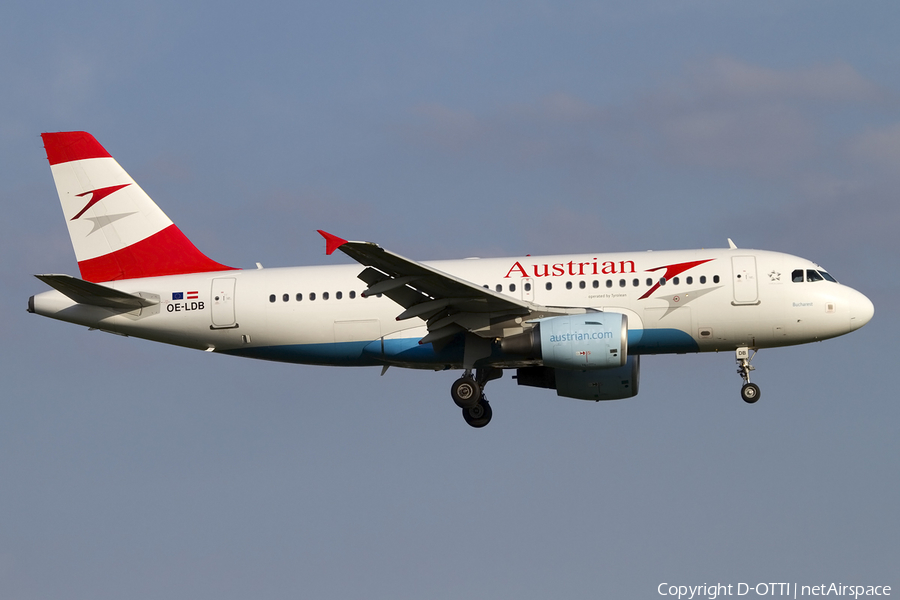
[[29, 131, 875, 428]]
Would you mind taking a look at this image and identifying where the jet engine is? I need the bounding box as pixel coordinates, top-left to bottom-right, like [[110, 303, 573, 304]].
[[502, 313, 638, 400], [501, 313, 628, 369]]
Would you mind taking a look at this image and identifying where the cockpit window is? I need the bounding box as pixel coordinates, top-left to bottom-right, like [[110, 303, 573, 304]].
[[806, 269, 824, 282], [818, 270, 837, 283], [792, 270, 804, 283]]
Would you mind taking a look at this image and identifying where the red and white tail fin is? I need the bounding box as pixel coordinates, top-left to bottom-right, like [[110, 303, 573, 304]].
[[41, 131, 237, 282]]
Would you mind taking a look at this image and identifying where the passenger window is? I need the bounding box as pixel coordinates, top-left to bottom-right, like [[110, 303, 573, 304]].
[[700, 276, 706, 284], [282, 294, 289, 302], [269, 294, 276, 303], [566, 282, 572, 290], [579, 281, 585, 289], [510, 284, 516, 292], [524, 282, 532, 292], [646, 278, 653, 286], [806, 270, 824, 282], [686, 276, 692, 285], [593, 280, 599, 289], [792, 270, 804, 283], [633, 279, 639, 287], [713, 275, 720, 284], [659, 277, 667, 286], [619, 279, 626, 288], [606, 280, 613, 288], [496, 284, 502, 292], [350, 291, 356, 299], [310, 292, 316, 301], [336, 291, 342, 300], [296, 293, 303, 301], [545, 282, 552, 291], [672, 277, 680, 285]]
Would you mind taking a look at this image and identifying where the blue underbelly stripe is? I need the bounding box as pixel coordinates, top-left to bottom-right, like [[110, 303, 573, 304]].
[[222, 328, 698, 366]]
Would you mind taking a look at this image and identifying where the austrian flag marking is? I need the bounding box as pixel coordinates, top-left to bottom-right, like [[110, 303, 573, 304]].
[[167, 290, 205, 314], [171, 291, 199, 301]]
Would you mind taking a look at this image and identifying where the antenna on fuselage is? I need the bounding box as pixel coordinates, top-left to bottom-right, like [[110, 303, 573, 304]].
[[727, 238, 738, 249]]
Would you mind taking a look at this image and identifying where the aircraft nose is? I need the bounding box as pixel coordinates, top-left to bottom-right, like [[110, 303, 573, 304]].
[[848, 288, 874, 331]]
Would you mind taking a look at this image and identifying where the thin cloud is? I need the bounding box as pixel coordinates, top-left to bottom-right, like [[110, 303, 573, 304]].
[[848, 122, 900, 172], [634, 57, 890, 176], [651, 103, 816, 173], [407, 92, 610, 173], [409, 104, 484, 153], [684, 56, 887, 104], [406, 56, 894, 182]]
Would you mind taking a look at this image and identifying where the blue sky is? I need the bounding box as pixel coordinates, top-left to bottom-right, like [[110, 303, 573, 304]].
[[1, 2, 898, 598]]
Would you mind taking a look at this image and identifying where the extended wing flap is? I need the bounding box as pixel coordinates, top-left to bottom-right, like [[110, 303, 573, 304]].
[[35, 274, 158, 309]]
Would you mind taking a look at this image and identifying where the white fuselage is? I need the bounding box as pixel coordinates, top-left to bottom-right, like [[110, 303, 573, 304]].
[[30, 247, 872, 370]]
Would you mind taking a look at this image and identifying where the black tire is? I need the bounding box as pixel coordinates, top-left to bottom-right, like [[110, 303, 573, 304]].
[[741, 382, 761, 404], [462, 398, 492, 428], [451, 377, 481, 409]]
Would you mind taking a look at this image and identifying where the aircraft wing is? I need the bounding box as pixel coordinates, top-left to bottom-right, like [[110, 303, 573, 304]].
[[318, 231, 580, 345]]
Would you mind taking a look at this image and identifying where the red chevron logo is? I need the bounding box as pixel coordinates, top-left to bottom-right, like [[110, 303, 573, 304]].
[[71, 184, 130, 221], [639, 259, 714, 300]]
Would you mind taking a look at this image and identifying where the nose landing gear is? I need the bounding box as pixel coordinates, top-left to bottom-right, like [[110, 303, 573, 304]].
[[736, 347, 760, 404], [451, 367, 502, 427]]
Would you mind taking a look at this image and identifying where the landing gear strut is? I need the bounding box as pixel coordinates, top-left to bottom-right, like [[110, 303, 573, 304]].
[[451, 367, 502, 427], [736, 347, 760, 404]]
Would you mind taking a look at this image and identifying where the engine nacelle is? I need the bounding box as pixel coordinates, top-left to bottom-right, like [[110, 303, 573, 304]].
[[502, 313, 628, 369], [515, 356, 641, 401]]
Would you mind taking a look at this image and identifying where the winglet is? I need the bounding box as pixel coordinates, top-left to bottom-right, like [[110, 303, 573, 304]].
[[317, 230, 348, 255]]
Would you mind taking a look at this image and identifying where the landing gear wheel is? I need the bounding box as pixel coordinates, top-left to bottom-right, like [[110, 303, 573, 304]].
[[451, 377, 481, 409], [462, 397, 492, 428], [741, 382, 761, 404]]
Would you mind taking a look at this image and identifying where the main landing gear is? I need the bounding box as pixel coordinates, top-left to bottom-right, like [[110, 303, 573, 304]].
[[451, 367, 502, 428], [736, 347, 761, 404]]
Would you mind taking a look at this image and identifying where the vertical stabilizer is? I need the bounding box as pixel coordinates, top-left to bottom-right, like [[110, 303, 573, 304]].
[[41, 131, 236, 282]]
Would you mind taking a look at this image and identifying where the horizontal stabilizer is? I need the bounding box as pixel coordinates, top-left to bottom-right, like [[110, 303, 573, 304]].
[[34, 274, 158, 309]]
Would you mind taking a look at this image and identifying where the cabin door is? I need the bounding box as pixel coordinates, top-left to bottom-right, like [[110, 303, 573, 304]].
[[211, 277, 237, 328], [731, 256, 759, 304]]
